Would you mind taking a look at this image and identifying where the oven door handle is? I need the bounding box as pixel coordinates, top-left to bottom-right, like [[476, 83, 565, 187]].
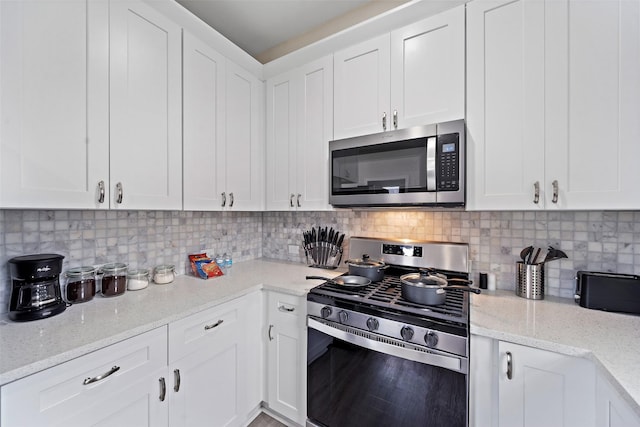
[[308, 317, 466, 374]]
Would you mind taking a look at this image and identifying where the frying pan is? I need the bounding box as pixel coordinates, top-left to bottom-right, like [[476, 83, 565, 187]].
[[306, 275, 371, 288]]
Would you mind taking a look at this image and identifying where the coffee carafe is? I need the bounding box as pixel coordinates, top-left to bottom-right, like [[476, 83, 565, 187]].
[[8, 254, 66, 321]]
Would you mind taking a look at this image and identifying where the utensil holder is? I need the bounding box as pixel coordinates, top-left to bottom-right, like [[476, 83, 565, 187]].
[[516, 262, 545, 299]]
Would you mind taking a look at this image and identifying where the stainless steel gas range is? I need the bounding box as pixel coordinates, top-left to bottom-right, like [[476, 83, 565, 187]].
[[306, 237, 476, 427]]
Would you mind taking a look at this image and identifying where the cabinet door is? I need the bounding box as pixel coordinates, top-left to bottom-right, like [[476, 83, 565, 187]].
[[110, 0, 182, 210], [544, 0, 640, 209], [596, 372, 640, 427], [224, 61, 265, 210], [498, 341, 595, 427], [334, 34, 391, 139], [266, 292, 307, 425], [466, 0, 546, 210], [296, 56, 333, 211], [0, 0, 109, 209], [266, 70, 297, 210], [390, 5, 465, 129], [0, 327, 168, 427], [183, 31, 227, 211]]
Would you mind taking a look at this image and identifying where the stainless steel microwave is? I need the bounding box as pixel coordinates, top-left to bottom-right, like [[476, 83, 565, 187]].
[[329, 119, 465, 208]]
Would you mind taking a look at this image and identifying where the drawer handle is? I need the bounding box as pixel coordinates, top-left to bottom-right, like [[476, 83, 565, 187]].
[[290, 194, 295, 208], [174, 369, 181, 392], [268, 324, 274, 341], [297, 194, 301, 208], [221, 192, 226, 207], [382, 112, 387, 131], [533, 181, 540, 204], [229, 192, 234, 207], [116, 182, 123, 204], [204, 319, 224, 330], [97, 180, 105, 204], [83, 365, 120, 385], [159, 377, 166, 401], [551, 180, 559, 204], [278, 305, 295, 313], [506, 351, 513, 380]]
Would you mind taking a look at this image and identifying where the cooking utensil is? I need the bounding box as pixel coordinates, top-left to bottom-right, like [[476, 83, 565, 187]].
[[399, 270, 480, 305], [520, 246, 533, 263], [531, 247, 542, 264], [344, 254, 388, 282], [544, 246, 569, 263], [306, 275, 371, 288]]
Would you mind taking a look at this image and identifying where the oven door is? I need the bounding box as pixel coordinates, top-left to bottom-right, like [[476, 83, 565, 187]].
[[307, 317, 468, 427]]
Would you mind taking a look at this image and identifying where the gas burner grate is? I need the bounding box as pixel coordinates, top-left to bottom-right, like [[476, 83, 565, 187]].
[[311, 273, 468, 324]]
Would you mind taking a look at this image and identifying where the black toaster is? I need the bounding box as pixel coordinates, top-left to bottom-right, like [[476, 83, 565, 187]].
[[575, 271, 640, 315]]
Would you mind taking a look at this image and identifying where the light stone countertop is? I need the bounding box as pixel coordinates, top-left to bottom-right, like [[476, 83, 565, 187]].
[[470, 290, 640, 416], [0, 259, 343, 386]]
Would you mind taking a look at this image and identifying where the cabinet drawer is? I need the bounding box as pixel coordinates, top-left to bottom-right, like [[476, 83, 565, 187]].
[[0, 326, 167, 426], [268, 292, 305, 323], [168, 297, 245, 364]]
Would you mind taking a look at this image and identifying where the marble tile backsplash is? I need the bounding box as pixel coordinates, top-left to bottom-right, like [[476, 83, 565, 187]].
[[2, 209, 640, 312], [0, 210, 262, 312], [262, 210, 640, 299]]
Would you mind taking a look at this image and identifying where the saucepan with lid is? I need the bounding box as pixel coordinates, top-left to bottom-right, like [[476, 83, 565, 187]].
[[344, 254, 388, 282], [400, 269, 481, 305]]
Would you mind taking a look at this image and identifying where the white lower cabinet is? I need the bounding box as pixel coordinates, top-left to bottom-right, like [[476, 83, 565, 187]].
[[0, 326, 168, 427], [265, 291, 307, 425], [471, 335, 597, 427], [596, 372, 640, 427]]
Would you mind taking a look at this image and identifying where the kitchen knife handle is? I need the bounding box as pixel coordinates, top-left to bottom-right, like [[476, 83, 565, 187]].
[[173, 369, 181, 392], [382, 112, 387, 131], [506, 351, 513, 380], [116, 182, 123, 204], [297, 194, 301, 208], [159, 377, 166, 401], [551, 180, 559, 204], [533, 181, 540, 204], [290, 194, 294, 208], [221, 192, 226, 207], [97, 181, 105, 204]]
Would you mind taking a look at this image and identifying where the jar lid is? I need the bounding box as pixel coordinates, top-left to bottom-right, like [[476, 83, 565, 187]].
[[154, 264, 175, 273], [128, 269, 149, 279], [66, 266, 97, 277], [101, 263, 128, 274]]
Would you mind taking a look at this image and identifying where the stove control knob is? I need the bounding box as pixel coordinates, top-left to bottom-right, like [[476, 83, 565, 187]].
[[366, 318, 379, 331], [338, 310, 349, 323], [320, 306, 332, 319], [424, 331, 439, 348], [400, 326, 414, 341]]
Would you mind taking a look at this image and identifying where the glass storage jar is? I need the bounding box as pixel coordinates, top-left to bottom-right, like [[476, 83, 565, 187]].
[[153, 264, 175, 284], [99, 263, 128, 297], [63, 266, 97, 304], [127, 269, 150, 290]]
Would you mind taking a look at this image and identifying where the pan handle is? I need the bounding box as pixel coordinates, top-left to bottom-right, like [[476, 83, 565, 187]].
[[447, 285, 482, 294], [306, 275, 331, 281]]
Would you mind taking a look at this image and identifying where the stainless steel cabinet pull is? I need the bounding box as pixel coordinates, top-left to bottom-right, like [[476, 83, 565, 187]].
[[268, 324, 274, 341], [533, 181, 540, 204], [204, 319, 224, 330], [83, 365, 120, 385], [116, 182, 123, 204], [229, 192, 234, 207], [221, 192, 226, 207], [173, 369, 181, 392], [290, 194, 294, 208], [296, 194, 301, 208], [551, 180, 559, 204], [382, 112, 387, 131], [393, 110, 398, 129], [506, 351, 513, 380], [159, 377, 166, 401], [278, 305, 295, 312], [97, 181, 105, 204]]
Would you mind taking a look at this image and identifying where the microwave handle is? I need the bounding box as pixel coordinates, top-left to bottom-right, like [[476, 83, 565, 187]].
[[426, 136, 437, 191]]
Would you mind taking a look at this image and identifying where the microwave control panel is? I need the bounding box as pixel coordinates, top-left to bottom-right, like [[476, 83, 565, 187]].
[[437, 133, 459, 191]]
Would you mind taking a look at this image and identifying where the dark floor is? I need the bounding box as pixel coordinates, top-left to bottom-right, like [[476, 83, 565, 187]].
[[247, 412, 288, 427]]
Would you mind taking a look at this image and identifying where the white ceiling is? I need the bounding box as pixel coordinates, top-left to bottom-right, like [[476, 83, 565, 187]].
[[176, 0, 407, 63]]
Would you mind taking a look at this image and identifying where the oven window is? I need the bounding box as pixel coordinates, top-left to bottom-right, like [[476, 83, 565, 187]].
[[331, 137, 427, 195], [307, 329, 466, 427]]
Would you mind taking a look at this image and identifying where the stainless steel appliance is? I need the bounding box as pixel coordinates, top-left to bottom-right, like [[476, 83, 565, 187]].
[[329, 119, 465, 207], [306, 237, 475, 427], [8, 254, 66, 321]]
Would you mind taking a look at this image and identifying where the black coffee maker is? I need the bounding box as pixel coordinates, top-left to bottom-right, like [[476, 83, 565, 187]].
[[8, 254, 66, 321]]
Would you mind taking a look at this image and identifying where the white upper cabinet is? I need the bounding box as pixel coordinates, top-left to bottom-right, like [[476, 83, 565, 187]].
[[0, 0, 109, 209], [266, 56, 333, 211], [467, 0, 640, 210], [183, 31, 227, 211], [334, 5, 465, 139], [110, 0, 183, 210], [223, 61, 265, 210]]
